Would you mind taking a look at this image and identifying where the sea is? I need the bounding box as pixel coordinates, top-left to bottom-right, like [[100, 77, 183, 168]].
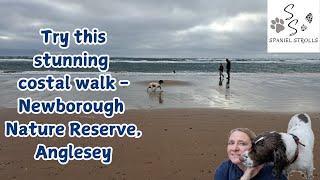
[[0, 57, 320, 112], [1, 57, 320, 73]]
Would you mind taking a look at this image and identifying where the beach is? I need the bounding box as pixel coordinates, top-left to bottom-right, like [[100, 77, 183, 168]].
[[1, 58, 320, 179], [1, 72, 320, 112], [0, 108, 319, 180], [2, 0, 320, 179]]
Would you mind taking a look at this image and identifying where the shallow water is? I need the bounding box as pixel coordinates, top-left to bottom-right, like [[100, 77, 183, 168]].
[[0, 72, 319, 112]]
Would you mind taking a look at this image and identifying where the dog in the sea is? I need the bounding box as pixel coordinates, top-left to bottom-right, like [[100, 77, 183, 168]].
[[147, 80, 163, 92], [241, 113, 314, 179]]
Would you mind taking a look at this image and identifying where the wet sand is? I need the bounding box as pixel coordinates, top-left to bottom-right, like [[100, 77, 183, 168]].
[[136, 79, 193, 86], [1, 73, 320, 111], [0, 108, 319, 180]]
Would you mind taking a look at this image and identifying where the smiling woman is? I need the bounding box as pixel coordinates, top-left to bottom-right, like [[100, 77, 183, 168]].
[[227, 128, 255, 165], [214, 128, 287, 180]]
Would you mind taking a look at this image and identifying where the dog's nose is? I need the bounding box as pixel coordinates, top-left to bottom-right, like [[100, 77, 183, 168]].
[[239, 156, 245, 162], [240, 153, 248, 162]]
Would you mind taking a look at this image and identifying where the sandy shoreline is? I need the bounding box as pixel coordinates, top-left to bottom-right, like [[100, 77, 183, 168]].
[[2, 73, 320, 112], [0, 108, 319, 180]]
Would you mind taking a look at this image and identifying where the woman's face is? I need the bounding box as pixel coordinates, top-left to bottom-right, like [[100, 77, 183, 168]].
[[227, 131, 252, 164]]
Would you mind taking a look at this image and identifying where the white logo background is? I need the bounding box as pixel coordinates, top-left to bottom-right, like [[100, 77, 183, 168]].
[[268, 0, 320, 52]]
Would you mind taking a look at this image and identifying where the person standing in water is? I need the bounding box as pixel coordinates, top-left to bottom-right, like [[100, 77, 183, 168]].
[[219, 63, 224, 79], [218, 63, 224, 86], [226, 58, 231, 80]]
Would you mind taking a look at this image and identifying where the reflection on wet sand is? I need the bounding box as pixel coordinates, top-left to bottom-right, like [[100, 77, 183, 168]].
[[218, 76, 231, 100], [225, 78, 231, 100], [148, 91, 163, 104]]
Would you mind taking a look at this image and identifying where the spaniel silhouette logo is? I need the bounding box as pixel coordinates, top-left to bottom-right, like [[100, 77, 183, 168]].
[[268, 0, 320, 52]]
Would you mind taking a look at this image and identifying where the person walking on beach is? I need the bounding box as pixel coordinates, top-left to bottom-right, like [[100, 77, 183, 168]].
[[226, 58, 231, 80], [219, 63, 224, 79]]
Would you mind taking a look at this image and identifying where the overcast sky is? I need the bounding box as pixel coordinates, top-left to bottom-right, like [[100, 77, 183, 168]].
[[0, 0, 318, 58]]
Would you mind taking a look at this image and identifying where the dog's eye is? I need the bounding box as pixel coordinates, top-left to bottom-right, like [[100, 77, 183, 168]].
[[254, 136, 265, 145], [256, 140, 264, 146]]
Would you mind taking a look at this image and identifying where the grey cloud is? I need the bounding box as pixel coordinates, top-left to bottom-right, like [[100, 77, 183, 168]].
[[0, 0, 315, 58]]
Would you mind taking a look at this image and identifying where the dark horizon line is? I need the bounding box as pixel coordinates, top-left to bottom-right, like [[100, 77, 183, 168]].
[[0, 55, 319, 60]]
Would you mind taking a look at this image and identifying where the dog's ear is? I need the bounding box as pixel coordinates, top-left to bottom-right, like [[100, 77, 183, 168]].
[[272, 148, 287, 179]]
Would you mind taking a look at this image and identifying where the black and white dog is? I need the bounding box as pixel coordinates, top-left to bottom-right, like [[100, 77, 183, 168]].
[[241, 113, 314, 179], [147, 80, 164, 92]]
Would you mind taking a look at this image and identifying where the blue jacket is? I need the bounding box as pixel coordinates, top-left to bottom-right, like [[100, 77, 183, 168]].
[[214, 160, 287, 180]]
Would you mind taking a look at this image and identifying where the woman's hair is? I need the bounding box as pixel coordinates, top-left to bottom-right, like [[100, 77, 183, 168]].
[[229, 128, 257, 141]]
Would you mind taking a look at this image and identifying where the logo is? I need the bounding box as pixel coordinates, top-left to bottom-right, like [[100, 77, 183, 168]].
[[268, 0, 320, 53], [270, 17, 285, 33]]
